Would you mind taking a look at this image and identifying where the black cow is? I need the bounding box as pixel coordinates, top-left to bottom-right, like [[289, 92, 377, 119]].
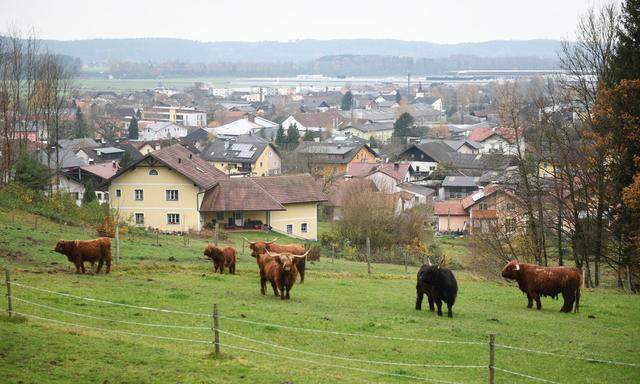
[[415, 264, 458, 317]]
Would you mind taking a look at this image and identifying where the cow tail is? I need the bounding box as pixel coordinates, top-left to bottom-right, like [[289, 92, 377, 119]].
[[574, 284, 580, 313]]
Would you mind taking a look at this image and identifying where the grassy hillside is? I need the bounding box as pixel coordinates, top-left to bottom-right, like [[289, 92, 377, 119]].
[[1, 208, 639, 383]]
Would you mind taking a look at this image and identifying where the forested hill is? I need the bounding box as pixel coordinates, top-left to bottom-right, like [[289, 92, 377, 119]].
[[36, 38, 563, 63]]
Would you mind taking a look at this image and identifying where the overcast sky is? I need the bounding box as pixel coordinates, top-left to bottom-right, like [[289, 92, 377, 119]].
[[3, 0, 614, 43]]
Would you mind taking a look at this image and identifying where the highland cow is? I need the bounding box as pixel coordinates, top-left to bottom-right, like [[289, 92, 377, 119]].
[[415, 263, 458, 317], [54, 238, 112, 274], [501, 260, 581, 313], [203, 245, 237, 274]]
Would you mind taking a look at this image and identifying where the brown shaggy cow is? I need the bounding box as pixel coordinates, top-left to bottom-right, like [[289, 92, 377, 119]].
[[264, 251, 308, 300], [501, 260, 582, 313], [204, 245, 237, 274], [54, 238, 112, 274], [246, 238, 308, 283]]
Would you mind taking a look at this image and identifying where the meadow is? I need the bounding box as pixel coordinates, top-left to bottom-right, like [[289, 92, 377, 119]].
[[0, 208, 639, 383]]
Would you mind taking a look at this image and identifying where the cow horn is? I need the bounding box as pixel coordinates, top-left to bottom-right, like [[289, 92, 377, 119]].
[[295, 250, 310, 259], [265, 238, 278, 245], [242, 236, 254, 245], [426, 257, 432, 266], [515, 263, 520, 271]]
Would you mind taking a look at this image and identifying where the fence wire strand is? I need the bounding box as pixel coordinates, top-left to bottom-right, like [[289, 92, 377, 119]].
[[495, 343, 640, 368], [16, 310, 465, 384], [13, 296, 210, 330], [494, 367, 560, 383], [218, 328, 485, 369]]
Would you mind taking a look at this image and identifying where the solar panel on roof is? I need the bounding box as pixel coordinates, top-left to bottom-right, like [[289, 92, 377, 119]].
[[237, 150, 255, 158]]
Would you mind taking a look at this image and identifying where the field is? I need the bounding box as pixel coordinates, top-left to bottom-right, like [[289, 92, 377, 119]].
[[77, 77, 234, 92], [1, 208, 639, 383]]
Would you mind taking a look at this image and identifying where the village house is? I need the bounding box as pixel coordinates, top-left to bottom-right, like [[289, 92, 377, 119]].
[[137, 121, 188, 141], [346, 162, 412, 192], [142, 106, 207, 128], [340, 122, 395, 143], [54, 161, 120, 206], [200, 135, 281, 176], [294, 142, 377, 177], [106, 144, 325, 239], [439, 176, 480, 200], [433, 200, 468, 233], [213, 115, 278, 138], [281, 111, 349, 133], [467, 126, 524, 155]]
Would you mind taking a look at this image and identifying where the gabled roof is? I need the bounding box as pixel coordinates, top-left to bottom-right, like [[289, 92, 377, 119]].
[[107, 144, 226, 189], [80, 162, 120, 180], [442, 176, 479, 188], [347, 162, 411, 183], [434, 200, 467, 216], [461, 184, 501, 209], [200, 135, 273, 164], [200, 178, 285, 212], [468, 126, 520, 144], [397, 182, 435, 197], [295, 142, 376, 164], [291, 111, 348, 129], [406, 141, 456, 163], [344, 122, 394, 133], [252, 174, 328, 205]]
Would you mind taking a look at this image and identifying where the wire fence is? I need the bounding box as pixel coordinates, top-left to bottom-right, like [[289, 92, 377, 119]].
[[5, 276, 639, 383]]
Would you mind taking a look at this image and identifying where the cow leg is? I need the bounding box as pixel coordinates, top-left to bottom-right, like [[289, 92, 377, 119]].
[[260, 276, 267, 295], [435, 299, 443, 317], [527, 295, 533, 309], [276, 282, 285, 300], [219, 262, 225, 275], [415, 287, 424, 310], [446, 301, 453, 318], [74, 261, 82, 274], [96, 259, 104, 274], [271, 281, 279, 297], [80, 261, 86, 274], [561, 291, 574, 313], [105, 258, 111, 274], [533, 294, 542, 310], [285, 286, 290, 300], [427, 295, 435, 312], [230, 263, 235, 275]]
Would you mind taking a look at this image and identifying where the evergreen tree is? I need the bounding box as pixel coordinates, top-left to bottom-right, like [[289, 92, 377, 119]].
[[82, 180, 96, 205], [136, 108, 143, 120], [393, 112, 415, 137], [341, 90, 354, 111], [129, 116, 139, 140], [369, 135, 379, 148], [13, 151, 50, 191], [303, 130, 315, 141], [120, 148, 134, 168], [612, 0, 640, 82], [73, 108, 89, 138], [287, 123, 300, 144], [275, 125, 286, 146]]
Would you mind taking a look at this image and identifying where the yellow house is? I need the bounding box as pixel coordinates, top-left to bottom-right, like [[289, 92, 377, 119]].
[[106, 144, 326, 239], [200, 135, 281, 176], [199, 174, 327, 240], [294, 142, 377, 177]]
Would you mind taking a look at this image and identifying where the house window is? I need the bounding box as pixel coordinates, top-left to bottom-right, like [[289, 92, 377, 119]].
[[115, 189, 122, 197], [149, 169, 159, 176], [135, 213, 144, 225], [70, 192, 79, 201], [167, 213, 180, 225], [134, 189, 144, 201], [96, 192, 102, 200], [104, 193, 109, 202], [415, 166, 420, 172], [286, 224, 293, 234], [301, 223, 308, 233], [166, 190, 179, 201], [479, 203, 488, 210], [216, 212, 224, 220]]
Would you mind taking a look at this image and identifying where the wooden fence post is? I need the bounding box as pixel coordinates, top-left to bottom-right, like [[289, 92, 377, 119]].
[[115, 222, 120, 265], [242, 238, 245, 259], [156, 229, 160, 247], [214, 223, 219, 246], [403, 247, 407, 273], [331, 244, 335, 263], [489, 333, 495, 384], [213, 303, 220, 355], [5, 269, 12, 318], [365, 237, 371, 274]]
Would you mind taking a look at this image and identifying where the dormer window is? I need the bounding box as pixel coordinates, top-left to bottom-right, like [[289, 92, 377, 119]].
[[149, 169, 159, 176]]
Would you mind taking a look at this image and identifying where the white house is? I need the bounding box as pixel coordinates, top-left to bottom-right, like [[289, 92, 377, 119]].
[[213, 116, 278, 138], [138, 121, 188, 141], [281, 111, 348, 133], [467, 126, 524, 155]]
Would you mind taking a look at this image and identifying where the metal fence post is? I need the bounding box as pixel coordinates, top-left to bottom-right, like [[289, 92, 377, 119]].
[[489, 333, 495, 384], [5, 269, 12, 318], [213, 303, 220, 355]]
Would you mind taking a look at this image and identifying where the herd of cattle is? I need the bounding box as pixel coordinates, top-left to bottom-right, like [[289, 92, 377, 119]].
[[52, 237, 583, 313]]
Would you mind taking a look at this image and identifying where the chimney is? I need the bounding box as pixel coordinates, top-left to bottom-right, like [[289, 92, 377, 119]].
[[189, 153, 193, 159], [178, 158, 182, 164], [394, 162, 400, 170], [89, 158, 95, 165]]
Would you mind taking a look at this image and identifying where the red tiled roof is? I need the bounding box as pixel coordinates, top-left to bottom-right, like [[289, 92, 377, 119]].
[[347, 162, 410, 182], [292, 111, 348, 129], [150, 144, 227, 189], [434, 200, 467, 216], [80, 162, 119, 180], [468, 126, 520, 144]]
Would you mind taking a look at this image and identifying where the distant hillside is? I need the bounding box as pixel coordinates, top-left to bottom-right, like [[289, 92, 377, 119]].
[[37, 38, 564, 64]]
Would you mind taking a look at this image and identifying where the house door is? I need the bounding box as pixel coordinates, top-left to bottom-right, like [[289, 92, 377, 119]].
[[234, 212, 244, 227]]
